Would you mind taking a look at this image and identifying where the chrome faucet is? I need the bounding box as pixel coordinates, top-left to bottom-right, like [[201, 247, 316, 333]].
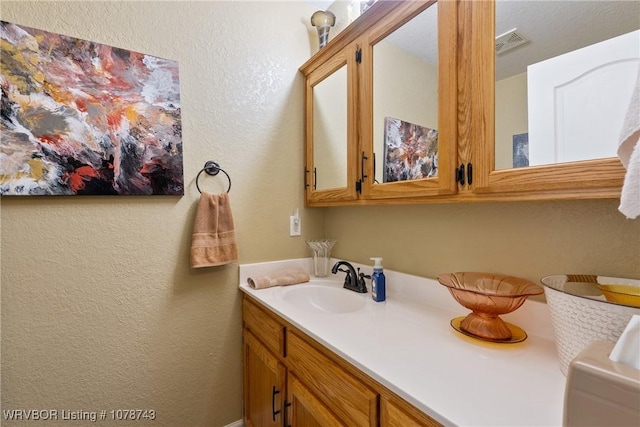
[[331, 261, 369, 293]]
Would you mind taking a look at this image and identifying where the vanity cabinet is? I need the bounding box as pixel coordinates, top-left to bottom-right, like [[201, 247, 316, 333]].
[[242, 294, 442, 427], [301, 0, 627, 206]]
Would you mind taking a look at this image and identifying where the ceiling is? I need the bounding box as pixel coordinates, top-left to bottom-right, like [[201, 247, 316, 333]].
[[494, 0, 640, 80], [324, 0, 640, 81]]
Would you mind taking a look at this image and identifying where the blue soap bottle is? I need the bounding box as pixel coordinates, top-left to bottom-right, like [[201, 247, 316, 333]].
[[370, 257, 386, 302]]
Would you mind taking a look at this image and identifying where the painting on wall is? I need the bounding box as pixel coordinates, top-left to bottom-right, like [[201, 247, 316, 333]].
[[0, 21, 183, 196], [513, 133, 529, 168], [383, 116, 438, 182]]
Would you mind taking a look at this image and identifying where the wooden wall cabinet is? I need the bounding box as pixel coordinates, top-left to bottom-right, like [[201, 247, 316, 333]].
[[242, 294, 442, 427], [300, 0, 625, 206], [462, 0, 626, 200]]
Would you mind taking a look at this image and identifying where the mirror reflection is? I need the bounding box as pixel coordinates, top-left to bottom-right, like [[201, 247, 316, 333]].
[[495, 0, 640, 170], [372, 3, 438, 184], [313, 64, 348, 190]]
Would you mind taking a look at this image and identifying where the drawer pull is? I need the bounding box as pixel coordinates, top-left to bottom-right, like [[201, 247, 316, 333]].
[[272, 385, 281, 421]]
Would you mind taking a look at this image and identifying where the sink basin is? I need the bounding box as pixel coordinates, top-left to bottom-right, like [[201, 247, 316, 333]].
[[279, 283, 367, 314]]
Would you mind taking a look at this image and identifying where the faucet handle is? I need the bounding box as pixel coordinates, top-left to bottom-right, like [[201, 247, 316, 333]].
[[357, 268, 370, 293], [357, 268, 371, 280]]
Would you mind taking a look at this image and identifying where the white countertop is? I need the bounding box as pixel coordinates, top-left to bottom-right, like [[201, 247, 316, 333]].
[[239, 258, 567, 427]]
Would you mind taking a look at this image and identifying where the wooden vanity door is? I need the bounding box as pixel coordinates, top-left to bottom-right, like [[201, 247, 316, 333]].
[[287, 374, 346, 427], [243, 330, 286, 427]]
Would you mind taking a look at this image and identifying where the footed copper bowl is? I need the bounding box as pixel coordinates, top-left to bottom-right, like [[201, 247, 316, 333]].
[[437, 272, 543, 340]]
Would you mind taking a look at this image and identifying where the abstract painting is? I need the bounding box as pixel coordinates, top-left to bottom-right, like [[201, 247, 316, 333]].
[[383, 117, 438, 183], [513, 133, 529, 168], [1, 21, 183, 196]]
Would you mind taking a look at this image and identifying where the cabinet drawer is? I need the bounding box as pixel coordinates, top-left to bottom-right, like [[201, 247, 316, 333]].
[[287, 331, 378, 427], [242, 296, 285, 357]]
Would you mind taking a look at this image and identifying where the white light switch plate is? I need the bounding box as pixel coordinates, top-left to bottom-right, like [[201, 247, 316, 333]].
[[289, 215, 301, 236]]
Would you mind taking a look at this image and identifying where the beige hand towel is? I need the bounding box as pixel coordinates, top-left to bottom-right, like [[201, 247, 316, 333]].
[[190, 191, 238, 268], [247, 268, 310, 290]]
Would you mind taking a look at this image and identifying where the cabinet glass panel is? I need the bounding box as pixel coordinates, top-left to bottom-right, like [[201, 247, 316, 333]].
[[372, 3, 438, 184], [494, 0, 640, 170], [313, 65, 348, 191]]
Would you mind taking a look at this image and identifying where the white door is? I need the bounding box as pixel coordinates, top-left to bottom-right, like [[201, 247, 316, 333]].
[[527, 30, 640, 166]]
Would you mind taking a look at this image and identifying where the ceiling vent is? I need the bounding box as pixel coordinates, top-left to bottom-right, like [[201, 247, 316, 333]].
[[495, 28, 529, 55]]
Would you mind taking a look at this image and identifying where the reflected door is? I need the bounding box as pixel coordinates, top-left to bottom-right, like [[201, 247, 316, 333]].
[[528, 30, 640, 166]]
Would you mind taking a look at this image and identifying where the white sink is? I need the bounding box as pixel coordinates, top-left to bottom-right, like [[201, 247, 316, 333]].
[[278, 282, 367, 314]]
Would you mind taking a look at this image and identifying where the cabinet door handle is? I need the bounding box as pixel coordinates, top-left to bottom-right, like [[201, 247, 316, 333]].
[[467, 162, 473, 185], [456, 164, 465, 186], [361, 151, 368, 180], [272, 385, 281, 422], [313, 167, 317, 190], [284, 400, 292, 427], [373, 153, 379, 183]]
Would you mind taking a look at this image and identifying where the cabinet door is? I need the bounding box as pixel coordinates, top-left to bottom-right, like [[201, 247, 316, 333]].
[[468, 0, 630, 197], [287, 374, 345, 427], [287, 331, 378, 427], [380, 396, 442, 427], [243, 329, 286, 427], [360, 0, 458, 200], [304, 43, 360, 205]]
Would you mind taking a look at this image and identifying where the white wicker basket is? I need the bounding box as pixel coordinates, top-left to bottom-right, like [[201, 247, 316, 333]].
[[541, 275, 640, 376]]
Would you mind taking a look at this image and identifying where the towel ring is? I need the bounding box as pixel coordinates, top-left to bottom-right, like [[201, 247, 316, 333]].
[[196, 161, 231, 193]]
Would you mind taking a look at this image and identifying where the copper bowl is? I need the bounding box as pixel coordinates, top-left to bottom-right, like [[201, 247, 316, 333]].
[[437, 272, 543, 340]]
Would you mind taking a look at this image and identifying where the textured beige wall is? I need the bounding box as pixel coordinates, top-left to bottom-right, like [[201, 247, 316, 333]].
[[325, 200, 640, 286], [0, 1, 324, 426], [3, 2, 640, 427]]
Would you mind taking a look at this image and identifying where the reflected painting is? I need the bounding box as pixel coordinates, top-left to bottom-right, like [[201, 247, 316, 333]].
[[383, 117, 438, 182], [512, 133, 529, 168], [0, 21, 183, 196]]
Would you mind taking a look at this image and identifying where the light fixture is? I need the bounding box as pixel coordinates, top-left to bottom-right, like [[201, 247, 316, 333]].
[[311, 10, 336, 49]]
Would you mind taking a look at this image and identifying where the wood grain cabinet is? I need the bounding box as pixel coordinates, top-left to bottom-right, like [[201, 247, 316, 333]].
[[242, 294, 442, 427], [301, 0, 458, 206], [300, 0, 625, 206], [243, 329, 286, 427]]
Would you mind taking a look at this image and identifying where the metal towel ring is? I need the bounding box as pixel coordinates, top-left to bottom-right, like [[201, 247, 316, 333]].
[[196, 161, 231, 194]]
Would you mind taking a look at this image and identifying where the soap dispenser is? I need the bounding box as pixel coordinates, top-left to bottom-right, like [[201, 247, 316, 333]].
[[370, 257, 386, 302]]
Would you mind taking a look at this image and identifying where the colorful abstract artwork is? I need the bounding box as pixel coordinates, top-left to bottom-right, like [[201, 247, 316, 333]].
[[1, 21, 183, 196], [383, 117, 438, 183]]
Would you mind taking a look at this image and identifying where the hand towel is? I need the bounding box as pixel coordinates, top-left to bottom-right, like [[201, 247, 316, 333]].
[[247, 268, 310, 290], [190, 191, 238, 268], [618, 66, 640, 219]]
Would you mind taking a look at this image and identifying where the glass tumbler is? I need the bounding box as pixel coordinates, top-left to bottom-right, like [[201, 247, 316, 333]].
[[305, 239, 337, 277]]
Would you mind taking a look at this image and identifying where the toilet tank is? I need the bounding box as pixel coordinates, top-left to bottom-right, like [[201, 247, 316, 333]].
[[564, 341, 640, 427]]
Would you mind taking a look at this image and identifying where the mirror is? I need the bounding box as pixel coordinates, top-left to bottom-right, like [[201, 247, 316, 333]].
[[494, 0, 640, 170], [372, 3, 439, 184], [313, 64, 348, 191]]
